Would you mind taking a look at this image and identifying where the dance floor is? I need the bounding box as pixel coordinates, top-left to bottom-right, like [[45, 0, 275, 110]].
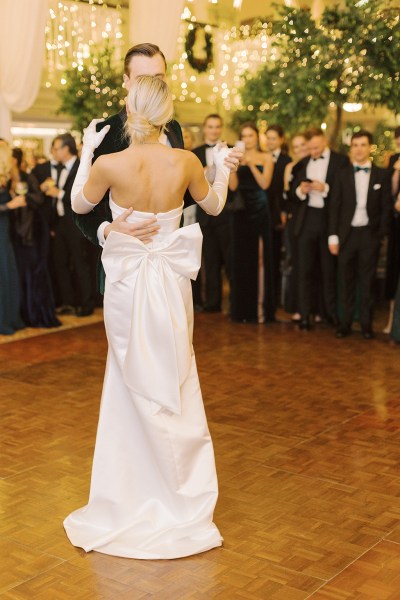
[[1, 313, 400, 599]]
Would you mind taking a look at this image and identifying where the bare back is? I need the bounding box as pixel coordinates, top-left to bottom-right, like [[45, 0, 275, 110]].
[[92, 144, 207, 214]]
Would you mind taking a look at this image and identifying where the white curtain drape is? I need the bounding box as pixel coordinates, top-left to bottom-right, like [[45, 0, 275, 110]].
[[0, 0, 48, 140], [129, 0, 185, 62]]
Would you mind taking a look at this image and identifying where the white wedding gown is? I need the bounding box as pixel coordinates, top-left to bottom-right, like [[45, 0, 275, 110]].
[[64, 197, 222, 559]]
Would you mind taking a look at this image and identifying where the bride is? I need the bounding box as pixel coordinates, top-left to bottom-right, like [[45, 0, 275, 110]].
[[64, 75, 231, 559]]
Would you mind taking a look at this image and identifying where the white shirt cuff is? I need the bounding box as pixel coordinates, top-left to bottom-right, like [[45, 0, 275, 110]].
[[296, 185, 307, 201], [328, 235, 339, 246], [97, 221, 110, 247], [322, 183, 330, 198]]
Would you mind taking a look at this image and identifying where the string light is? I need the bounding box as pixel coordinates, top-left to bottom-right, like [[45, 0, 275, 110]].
[[44, 0, 123, 88]]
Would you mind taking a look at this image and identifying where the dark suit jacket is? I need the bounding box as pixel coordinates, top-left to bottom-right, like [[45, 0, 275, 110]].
[[73, 108, 188, 246], [328, 164, 391, 247], [290, 150, 349, 236], [60, 158, 80, 218], [31, 161, 52, 185], [268, 152, 292, 227], [192, 143, 230, 228], [31, 161, 54, 226]]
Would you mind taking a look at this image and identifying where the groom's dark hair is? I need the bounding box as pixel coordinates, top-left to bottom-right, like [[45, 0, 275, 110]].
[[124, 43, 167, 76]]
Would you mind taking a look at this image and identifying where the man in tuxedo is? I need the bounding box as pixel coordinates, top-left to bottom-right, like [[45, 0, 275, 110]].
[[193, 113, 231, 312], [265, 124, 292, 309], [291, 127, 349, 330], [329, 130, 391, 339], [72, 43, 241, 294], [45, 133, 93, 316]]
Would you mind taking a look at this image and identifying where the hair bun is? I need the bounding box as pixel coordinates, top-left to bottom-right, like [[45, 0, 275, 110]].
[[125, 75, 174, 144], [126, 112, 158, 144]]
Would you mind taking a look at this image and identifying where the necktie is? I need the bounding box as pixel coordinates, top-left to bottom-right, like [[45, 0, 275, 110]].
[[55, 163, 64, 187], [354, 166, 370, 173]]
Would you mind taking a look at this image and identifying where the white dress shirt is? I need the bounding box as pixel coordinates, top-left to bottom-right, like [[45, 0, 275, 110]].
[[296, 148, 331, 208], [57, 156, 78, 217], [351, 161, 371, 227], [97, 132, 172, 246], [272, 148, 281, 163], [328, 161, 371, 247], [50, 160, 58, 183]]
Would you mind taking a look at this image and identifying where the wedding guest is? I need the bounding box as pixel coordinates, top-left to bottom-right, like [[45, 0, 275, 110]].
[[31, 139, 64, 306], [328, 130, 391, 339], [266, 124, 292, 309], [0, 145, 26, 335], [390, 192, 400, 344], [193, 114, 231, 312], [229, 122, 274, 323], [45, 133, 94, 316], [290, 127, 349, 330], [9, 148, 60, 329], [383, 126, 400, 333], [283, 133, 309, 320]]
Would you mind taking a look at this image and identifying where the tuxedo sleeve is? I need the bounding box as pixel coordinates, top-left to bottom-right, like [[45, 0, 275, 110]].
[[379, 170, 392, 238], [25, 173, 44, 209], [328, 175, 342, 239]]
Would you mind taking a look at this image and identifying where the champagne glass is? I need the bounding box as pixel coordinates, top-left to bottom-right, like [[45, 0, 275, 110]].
[[15, 181, 28, 196]]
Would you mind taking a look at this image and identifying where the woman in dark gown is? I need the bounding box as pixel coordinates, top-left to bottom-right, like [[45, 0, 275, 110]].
[[229, 122, 274, 323], [390, 192, 400, 344], [384, 139, 400, 333], [9, 149, 60, 329], [0, 144, 25, 335]]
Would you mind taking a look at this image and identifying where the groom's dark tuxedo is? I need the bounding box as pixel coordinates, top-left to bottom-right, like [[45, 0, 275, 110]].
[[72, 107, 190, 293], [329, 163, 391, 331]]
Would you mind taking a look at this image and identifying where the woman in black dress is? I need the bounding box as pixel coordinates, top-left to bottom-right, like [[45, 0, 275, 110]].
[[384, 129, 400, 333], [9, 148, 60, 329], [229, 123, 274, 323], [0, 144, 26, 335]]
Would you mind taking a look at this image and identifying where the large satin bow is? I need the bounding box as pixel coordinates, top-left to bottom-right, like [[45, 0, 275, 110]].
[[101, 224, 202, 416]]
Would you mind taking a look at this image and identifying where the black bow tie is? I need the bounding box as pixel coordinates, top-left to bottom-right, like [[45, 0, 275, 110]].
[[354, 166, 370, 173], [205, 144, 216, 148], [312, 156, 325, 161]]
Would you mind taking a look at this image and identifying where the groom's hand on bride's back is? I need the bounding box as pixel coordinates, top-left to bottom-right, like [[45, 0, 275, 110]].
[[104, 208, 160, 243]]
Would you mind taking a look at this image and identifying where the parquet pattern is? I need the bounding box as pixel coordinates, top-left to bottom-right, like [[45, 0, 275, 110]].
[[1, 313, 400, 599]]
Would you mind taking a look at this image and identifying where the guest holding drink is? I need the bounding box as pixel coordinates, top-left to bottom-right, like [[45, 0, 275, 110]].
[[0, 145, 26, 335], [9, 148, 60, 329]]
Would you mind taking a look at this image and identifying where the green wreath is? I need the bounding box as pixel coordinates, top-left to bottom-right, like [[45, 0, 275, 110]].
[[185, 24, 213, 73]]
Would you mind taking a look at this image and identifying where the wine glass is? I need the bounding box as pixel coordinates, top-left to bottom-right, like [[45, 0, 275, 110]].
[[15, 181, 28, 196]]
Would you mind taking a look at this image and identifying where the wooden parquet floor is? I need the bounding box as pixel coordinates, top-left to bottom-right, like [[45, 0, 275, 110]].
[[1, 314, 400, 599]]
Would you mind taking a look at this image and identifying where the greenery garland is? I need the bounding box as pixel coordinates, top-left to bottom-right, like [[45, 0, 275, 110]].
[[185, 24, 213, 73]]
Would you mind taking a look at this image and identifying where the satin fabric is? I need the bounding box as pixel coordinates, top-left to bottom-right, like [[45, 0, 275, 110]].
[[64, 200, 222, 559]]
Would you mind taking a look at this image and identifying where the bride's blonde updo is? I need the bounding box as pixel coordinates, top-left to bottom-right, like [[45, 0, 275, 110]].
[[125, 75, 174, 144]]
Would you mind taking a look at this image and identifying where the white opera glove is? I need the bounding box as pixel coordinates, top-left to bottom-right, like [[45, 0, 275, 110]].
[[197, 145, 230, 216], [71, 119, 110, 214]]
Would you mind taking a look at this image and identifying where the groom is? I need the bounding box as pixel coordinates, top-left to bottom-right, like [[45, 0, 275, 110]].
[[73, 43, 241, 293]]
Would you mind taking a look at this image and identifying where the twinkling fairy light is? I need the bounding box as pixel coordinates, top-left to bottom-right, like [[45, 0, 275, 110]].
[[45, 0, 123, 88]]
